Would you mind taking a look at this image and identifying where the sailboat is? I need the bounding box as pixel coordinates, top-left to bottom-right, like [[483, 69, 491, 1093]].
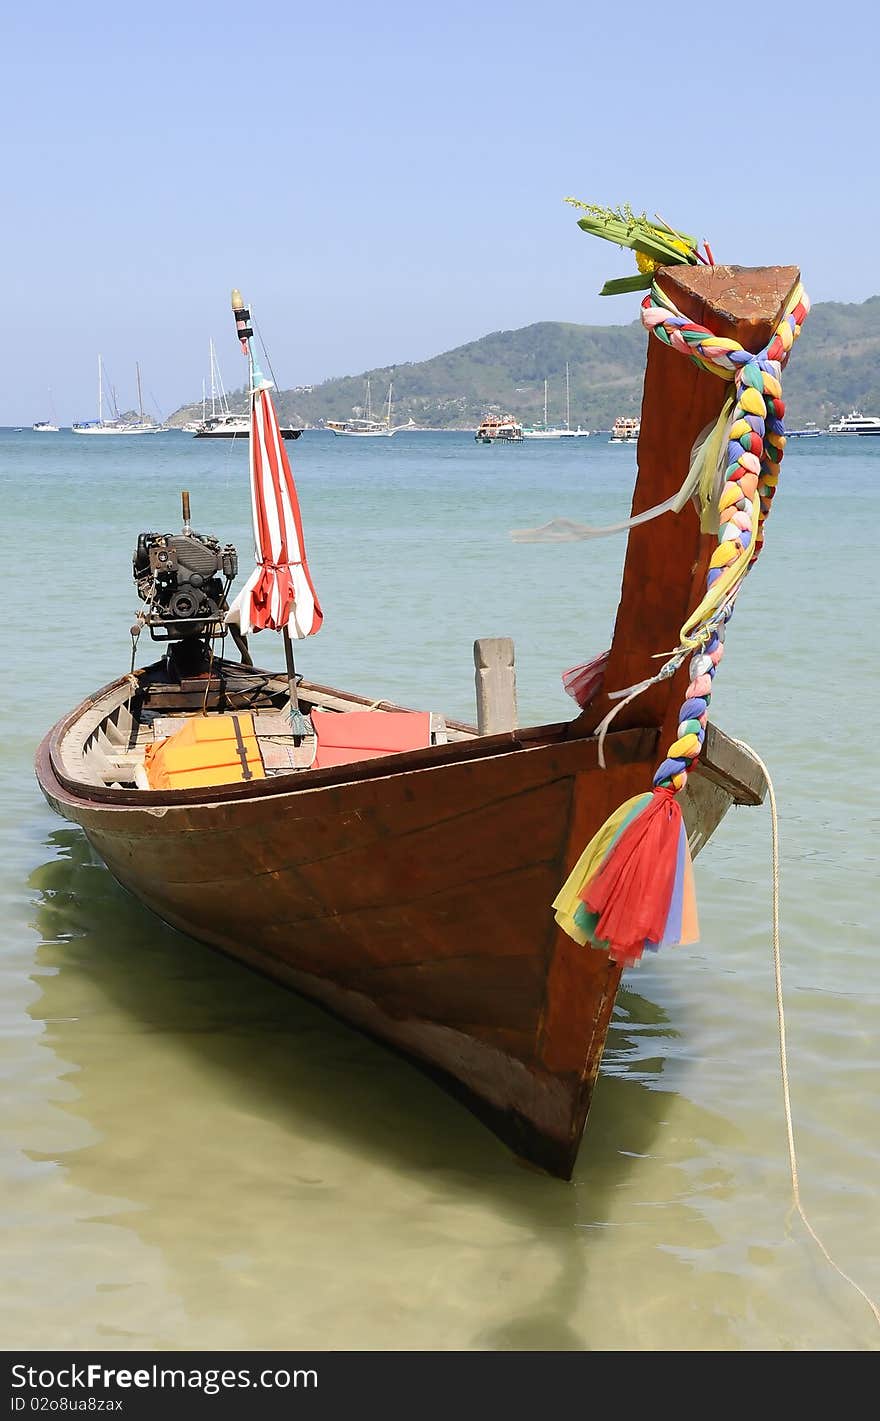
[[522, 366, 588, 439], [72, 357, 161, 435], [522, 380, 557, 439], [326, 378, 411, 437], [564, 362, 590, 436], [193, 338, 301, 440], [33, 389, 60, 433]]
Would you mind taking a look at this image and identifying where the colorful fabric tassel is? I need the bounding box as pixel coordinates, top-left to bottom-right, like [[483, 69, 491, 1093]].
[[554, 789, 698, 966]]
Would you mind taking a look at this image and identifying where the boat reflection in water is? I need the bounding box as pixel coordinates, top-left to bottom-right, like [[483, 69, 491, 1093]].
[[24, 825, 722, 1351]]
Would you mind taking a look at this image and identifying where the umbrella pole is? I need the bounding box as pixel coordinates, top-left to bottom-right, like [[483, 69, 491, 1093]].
[[282, 626, 311, 740]]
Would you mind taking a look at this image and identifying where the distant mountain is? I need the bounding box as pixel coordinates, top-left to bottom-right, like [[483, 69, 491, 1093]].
[[166, 295, 880, 431]]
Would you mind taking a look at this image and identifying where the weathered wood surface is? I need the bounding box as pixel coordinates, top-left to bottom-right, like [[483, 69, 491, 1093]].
[[474, 637, 517, 735], [570, 263, 800, 761], [38, 699, 754, 1177]]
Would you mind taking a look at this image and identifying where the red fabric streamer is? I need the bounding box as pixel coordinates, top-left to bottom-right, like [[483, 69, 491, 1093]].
[[581, 788, 683, 959]]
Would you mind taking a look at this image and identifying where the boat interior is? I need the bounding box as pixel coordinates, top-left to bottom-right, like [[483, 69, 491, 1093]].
[[58, 654, 477, 794]]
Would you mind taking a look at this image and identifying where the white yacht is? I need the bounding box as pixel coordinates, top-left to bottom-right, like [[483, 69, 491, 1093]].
[[522, 367, 587, 439], [523, 379, 568, 439], [191, 337, 301, 440], [33, 387, 61, 431], [827, 409, 880, 436], [73, 357, 161, 435], [327, 378, 409, 437], [194, 411, 301, 441]]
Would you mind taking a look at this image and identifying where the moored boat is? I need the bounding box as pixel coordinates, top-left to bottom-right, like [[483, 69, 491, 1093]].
[[35, 257, 808, 1178], [827, 409, 880, 435], [193, 412, 302, 440], [475, 414, 523, 443], [523, 366, 587, 439], [326, 379, 412, 436], [72, 357, 161, 435], [609, 415, 640, 443]]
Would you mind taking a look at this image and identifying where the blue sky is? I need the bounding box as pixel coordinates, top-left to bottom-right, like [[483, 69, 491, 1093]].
[[5, 0, 877, 424]]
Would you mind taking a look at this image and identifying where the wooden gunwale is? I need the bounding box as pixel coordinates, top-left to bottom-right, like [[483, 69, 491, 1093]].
[[42, 666, 762, 816], [45, 667, 580, 808]]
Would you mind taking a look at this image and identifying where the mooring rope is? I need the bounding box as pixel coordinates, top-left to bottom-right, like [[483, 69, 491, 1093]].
[[732, 738, 880, 1335]]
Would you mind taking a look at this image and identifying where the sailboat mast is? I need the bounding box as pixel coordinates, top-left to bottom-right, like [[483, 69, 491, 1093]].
[[210, 340, 217, 418], [136, 362, 144, 421], [386, 381, 393, 428], [565, 362, 571, 431], [202, 378, 206, 421], [98, 355, 103, 424], [544, 378, 548, 430], [365, 378, 372, 422]]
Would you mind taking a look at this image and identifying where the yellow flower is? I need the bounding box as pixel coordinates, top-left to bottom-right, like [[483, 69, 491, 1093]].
[[635, 232, 693, 274]]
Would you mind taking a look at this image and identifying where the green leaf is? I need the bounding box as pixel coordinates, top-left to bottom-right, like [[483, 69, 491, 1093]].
[[630, 232, 692, 264], [599, 274, 655, 296]]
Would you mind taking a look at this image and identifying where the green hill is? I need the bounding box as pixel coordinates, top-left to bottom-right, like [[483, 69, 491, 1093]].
[[167, 295, 880, 431]]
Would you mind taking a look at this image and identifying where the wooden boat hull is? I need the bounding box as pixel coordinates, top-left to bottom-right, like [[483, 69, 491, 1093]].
[[35, 697, 761, 1179]]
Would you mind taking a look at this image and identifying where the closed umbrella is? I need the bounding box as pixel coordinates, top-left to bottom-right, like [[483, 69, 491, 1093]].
[[225, 290, 322, 728]]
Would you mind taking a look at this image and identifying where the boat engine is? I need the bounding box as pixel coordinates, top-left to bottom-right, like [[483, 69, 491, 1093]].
[[133, 527, 238, 640]]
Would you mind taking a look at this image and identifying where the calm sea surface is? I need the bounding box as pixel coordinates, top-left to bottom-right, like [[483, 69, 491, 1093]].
[[1, 428, 877, 1351]]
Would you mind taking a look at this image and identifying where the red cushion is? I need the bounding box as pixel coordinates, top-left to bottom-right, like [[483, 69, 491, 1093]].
[[310, 710, 432, 769]]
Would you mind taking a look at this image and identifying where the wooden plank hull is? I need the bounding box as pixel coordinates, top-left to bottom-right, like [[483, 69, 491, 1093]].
[[35, 714, 752, 1178]]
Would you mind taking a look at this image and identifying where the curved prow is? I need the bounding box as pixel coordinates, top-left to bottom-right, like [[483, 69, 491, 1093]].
[[570, 262, 801, 752]]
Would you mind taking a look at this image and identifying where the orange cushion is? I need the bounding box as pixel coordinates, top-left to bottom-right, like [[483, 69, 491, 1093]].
[[310, 710, 432, 770], [143, 713, 266, 789]]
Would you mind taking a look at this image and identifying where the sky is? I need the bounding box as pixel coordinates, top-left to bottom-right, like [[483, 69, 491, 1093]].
[[4, 0, 878, 424]]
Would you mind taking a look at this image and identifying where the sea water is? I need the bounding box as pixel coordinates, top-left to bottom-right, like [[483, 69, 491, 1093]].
[[0, 428, 877, 1351]]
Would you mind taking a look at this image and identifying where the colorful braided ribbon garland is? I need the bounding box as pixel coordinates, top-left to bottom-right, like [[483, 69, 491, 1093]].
[[553, 279, 810, 966]]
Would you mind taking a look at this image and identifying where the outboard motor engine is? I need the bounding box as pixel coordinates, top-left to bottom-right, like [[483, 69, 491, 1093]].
[[132, 492, 238, 642]]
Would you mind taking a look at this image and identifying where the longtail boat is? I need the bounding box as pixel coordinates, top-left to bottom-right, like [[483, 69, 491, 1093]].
[[35, 253, 807, 1179]]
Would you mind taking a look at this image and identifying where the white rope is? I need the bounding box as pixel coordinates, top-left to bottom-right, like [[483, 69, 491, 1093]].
[[733, 738, 880, 1333]]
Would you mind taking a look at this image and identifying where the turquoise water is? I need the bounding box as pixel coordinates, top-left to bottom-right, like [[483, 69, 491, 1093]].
[[1, 428, 877, 1351]]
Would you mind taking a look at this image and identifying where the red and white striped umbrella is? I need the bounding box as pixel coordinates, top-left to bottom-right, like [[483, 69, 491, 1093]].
[[225, 314, 322, 641]]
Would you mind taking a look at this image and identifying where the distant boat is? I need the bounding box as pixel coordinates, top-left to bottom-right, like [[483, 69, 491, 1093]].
[[191, 339, 302, 440], [73, 357, 161, 435], [523, 379, 569, 439], [475, 414, 523, 443], [195, 412, 301, 441], [830, 409, 875, 434], [563, 364, 590, 436], [523, 367, 587, 439], [327, 378, 410, 437], [33, 387, 61, 431], [787, 422, 822, 437], [609, 416, 640, 444]]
